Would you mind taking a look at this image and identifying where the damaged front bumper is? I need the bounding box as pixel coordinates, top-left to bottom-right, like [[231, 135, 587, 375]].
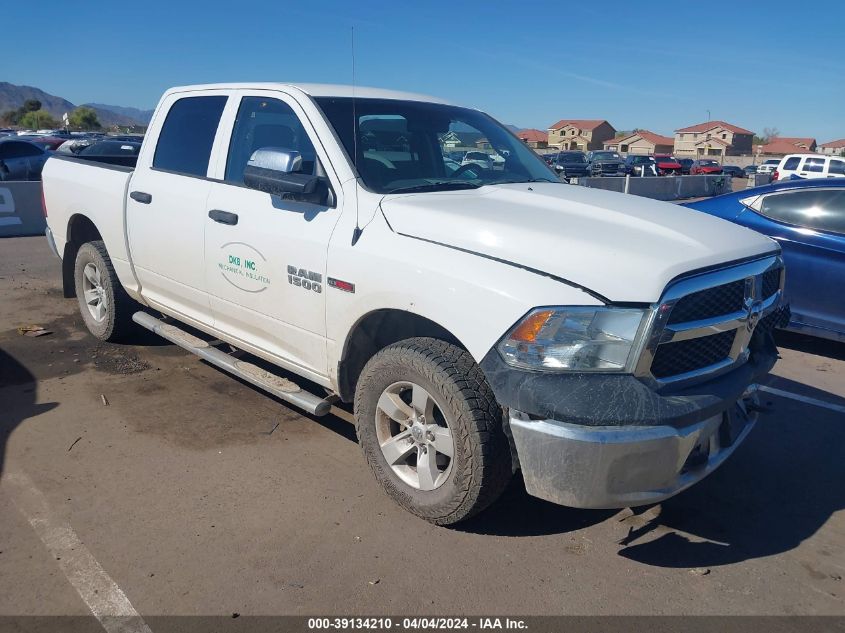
[[509, 386, 759, 508]]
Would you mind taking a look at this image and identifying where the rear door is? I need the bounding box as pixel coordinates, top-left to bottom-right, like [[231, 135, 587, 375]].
[[126, 91, 230, 326], [203, 91, 344, 380], [738, 187, 845, 336]]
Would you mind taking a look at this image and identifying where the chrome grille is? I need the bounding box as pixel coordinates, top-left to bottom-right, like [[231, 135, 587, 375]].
[[651, 330, 736, 378], [667, 279, 745, 324], [636, 256, 784, 386]]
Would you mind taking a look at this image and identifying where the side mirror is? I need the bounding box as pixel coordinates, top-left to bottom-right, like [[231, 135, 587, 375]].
[[243, 147, 318, 197]]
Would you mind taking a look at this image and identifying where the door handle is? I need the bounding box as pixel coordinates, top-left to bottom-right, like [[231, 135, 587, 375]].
[[208, 209, 238, 225], [130, 191, 152, 204]]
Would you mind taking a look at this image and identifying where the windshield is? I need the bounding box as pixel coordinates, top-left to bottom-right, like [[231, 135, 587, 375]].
[[591, 152, 620, 160], [314, 97, 557, 194], [558, 152, 586, 163]]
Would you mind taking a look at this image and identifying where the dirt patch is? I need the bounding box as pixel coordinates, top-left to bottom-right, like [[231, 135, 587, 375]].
[[90, 344, 150, 375]]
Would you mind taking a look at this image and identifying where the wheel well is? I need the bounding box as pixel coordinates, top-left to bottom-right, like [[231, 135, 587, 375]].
[[337, 310, 464, 402], [61, 214, 102, 298]]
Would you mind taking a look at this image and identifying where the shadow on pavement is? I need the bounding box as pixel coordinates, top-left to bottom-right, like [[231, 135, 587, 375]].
[[617, 378, 845, 568], [775, 330, 845, 361], [457, 473, 616, 537], [0, 348, 58, 479]]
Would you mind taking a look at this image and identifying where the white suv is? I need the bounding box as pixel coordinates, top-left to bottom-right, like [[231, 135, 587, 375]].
[[774, 153, 845, 181], [756, 159, 780, 175]]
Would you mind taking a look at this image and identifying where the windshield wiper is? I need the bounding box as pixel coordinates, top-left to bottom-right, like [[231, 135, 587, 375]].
[[386, 181, 481, 195], [489, 178, 558, 185]]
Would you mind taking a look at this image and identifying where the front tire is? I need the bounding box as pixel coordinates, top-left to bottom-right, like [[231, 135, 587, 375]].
[[355, 338, 512, 525], [74, 240, 136, 341]]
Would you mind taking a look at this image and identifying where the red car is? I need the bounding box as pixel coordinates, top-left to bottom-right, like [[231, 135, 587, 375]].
[[652, 154, 682, 176], [690, 159, 723, 175]]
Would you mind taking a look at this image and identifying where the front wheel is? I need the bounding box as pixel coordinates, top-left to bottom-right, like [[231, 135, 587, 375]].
[[355, 338, 512, 525]]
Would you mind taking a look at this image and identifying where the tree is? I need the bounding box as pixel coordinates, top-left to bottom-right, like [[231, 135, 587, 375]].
[[762, 127, 780, 143], [22, 99, 42, 113], [18, 109, 59, 130], [68, 106, 101, 130]]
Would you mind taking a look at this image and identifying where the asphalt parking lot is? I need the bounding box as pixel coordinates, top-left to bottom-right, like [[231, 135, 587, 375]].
[[1, 236, 843, 617]]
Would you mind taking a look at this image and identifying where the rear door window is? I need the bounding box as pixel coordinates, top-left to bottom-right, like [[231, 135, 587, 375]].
[[153, 95, 227, 177], [803, 157, 826, 173], [757, 188, 845, 235]]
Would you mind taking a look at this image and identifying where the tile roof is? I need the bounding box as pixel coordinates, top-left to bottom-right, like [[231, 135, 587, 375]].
[[515, 128, 548, 143], [759, 138, 818, 155], [675, 120, 754, 135], [548, 119, 608, 131], [607, 130, 674, 147], [820, 138, 845, 148]]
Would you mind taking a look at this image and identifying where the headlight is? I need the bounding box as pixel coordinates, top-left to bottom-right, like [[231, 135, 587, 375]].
[[497, 307, 648, 372]]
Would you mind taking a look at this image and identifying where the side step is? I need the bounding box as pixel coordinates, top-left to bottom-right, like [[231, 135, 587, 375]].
[[132, 312, 332, 417]]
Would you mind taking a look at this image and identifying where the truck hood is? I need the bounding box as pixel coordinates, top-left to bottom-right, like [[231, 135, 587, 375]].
[[380, 182, 777, 303]]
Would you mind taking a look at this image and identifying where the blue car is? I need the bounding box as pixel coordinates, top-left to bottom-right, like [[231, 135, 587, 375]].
[[684, 179, 845, 343]]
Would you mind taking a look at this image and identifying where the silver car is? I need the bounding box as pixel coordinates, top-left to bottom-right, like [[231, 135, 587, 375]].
[[0, 139, 50, 181]]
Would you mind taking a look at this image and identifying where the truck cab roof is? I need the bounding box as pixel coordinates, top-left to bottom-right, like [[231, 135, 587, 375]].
[[164, 82, 452, 104]]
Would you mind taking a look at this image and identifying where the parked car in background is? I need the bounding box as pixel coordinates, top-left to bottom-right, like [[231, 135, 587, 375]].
[[0, 138, 50, 181], [756, 159, 780, 175], [690, 159, 723, 175], [624, 155, 657, 176], [461, 150, 493, 170], [684, 179, 845, 342], [22, 136, 67, 151], [652, 154, 682, 176], [773, 154, 845, 181], [744, 165, 758, 177], [722, 165, 745, 178], [552, 151, 589, 180], [586, 150, 625, 176], [678, 158, 694, 175], [55, 137, 98, 155], [77, 140, 142, 167]]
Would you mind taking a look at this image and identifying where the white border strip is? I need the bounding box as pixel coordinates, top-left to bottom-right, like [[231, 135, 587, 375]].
[[760, 386, 845, 415], [3, 472, 153, 633]]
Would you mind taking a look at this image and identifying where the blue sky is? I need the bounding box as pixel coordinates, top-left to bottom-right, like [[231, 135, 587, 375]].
[[5, 1, 844, 141]]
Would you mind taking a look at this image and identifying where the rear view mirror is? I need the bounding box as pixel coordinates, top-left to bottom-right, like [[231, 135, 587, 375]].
[[243, 147, 318, 197]]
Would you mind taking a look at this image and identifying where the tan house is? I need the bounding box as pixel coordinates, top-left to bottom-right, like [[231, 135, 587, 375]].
[[547, 119, 615, 151], [515, 128, 548, 149], [819, 139, 845, 155], [673, 120, 754, 158], [603, 130, 674, 156], [758, 137, 817, 155]]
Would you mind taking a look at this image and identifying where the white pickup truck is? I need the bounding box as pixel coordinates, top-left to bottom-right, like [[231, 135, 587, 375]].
[[42, 83, 789, 524]]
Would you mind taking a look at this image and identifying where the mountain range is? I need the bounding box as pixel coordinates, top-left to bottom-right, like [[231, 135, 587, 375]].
[[0, 82, 152, 127]]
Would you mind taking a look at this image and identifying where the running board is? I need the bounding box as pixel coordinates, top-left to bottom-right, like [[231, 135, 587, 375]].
[[132, 312, 332, 417]]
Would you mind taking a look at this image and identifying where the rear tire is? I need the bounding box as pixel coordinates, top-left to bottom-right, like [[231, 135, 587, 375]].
[[355, 337, 512, 525], [74, 240, 136, 341]]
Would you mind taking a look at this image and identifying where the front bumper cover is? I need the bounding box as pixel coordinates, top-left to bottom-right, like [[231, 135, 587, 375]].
[[479, 319, 782, 508], [509, 387, 759, 508]]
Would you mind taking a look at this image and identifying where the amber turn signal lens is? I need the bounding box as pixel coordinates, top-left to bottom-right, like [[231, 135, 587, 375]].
[[509, 309, 554, 342]]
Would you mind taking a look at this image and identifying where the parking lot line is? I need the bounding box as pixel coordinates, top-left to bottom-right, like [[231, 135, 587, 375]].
[[3, 472, 152, 633], [759, 386, 845, 415]]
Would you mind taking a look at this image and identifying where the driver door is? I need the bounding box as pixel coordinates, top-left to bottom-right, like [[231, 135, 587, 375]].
[[203, 91, 343, 379]]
